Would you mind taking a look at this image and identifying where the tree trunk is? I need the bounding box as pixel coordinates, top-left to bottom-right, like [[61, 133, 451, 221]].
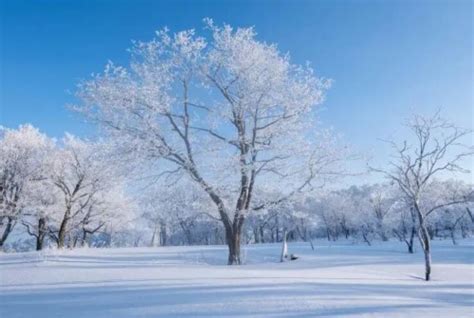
[[57, 218, 68, 248], [419, 225, 432, 281], [0, 217, 15, 250], [275, 217, 280, 242], [280, 229, 288, 262], [407, 225, 416, 254], [407, 208, 417, 254], [226, 228, 241, 265], [225, 214, 245, 265], [36, 236, 44, 250], [81, 229, 88, 247], [36, 217, 46, 251], [414, 202, 432, 281], [362, 231, 371, 246], [150, 224, 157, 247], [466, 207, 474, 223], [57, 206, 71, 249]]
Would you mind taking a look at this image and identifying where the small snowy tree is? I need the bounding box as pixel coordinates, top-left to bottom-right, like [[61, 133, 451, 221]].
[[21, 176, 60, 250], [422, 180, 473, 244], [372, 111, 473, 280], [48, 136, 119, 248], [390, 196, 418, 253], [367, 183, 397, 241], [141, 180, 219, 246]]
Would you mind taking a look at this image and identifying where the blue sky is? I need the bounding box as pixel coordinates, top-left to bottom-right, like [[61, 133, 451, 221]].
[[0, 0, 472, 181]]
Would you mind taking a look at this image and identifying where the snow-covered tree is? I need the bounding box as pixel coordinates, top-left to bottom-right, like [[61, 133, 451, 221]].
[[372, 111, 473, 280], [141, 180, 216, 246], [75, 20, 346, 264], [366, 183, 397, 241], [389, 195, 418, 253], [422, 180, 473, 245], [0, 125, 54, 249], [48, 136, 122, 248], [21, 176, 60, 250]]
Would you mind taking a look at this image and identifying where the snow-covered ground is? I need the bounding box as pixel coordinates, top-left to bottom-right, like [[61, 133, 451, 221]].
[[1, 240, 473, 318]]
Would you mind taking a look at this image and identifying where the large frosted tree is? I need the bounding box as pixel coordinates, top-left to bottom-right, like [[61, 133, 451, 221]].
[[75, 20, 344, 264]]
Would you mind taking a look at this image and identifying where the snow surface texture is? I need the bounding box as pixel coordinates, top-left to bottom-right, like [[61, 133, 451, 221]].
[[1, 240, 473, 318]]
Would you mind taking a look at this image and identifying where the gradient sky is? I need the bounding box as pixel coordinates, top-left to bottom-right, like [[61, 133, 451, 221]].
[[1, 0, 472, 182]]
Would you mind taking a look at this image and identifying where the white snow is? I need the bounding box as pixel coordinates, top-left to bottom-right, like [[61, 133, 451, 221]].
[[1, 240, 473, 317]]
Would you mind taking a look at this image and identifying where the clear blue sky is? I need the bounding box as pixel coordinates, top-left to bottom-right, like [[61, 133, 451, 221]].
[[0, 0, 472, 181]]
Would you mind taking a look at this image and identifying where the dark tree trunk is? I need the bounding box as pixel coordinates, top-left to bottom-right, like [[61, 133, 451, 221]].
[[225, 214, 244, 265], [275, 218, 280, 242], [36, 236, 44, 250], [0, 217, 15, 250], [466, 207, 474, 223], [280, 229, 288, 262], [81, 228, 88, 247], [406, 208, 417, 254], [57, 220, 68, 248], [226, 228, 242, 265], [36, 217, 47, 251], [407, 225, 416, 254], [414, 203, 432, 281], [57, 207, 71, 248], [419, 225, 432, 281]]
